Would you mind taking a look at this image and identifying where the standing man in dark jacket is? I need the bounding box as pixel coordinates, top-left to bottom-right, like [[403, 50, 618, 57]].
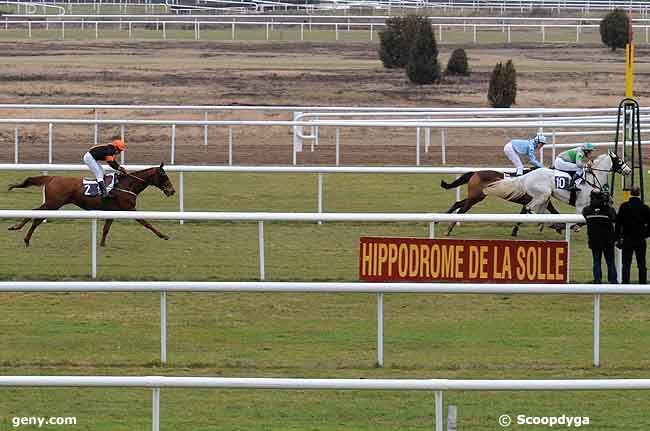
[[582, 190, 618, 284], [615, 187, 650, 284]]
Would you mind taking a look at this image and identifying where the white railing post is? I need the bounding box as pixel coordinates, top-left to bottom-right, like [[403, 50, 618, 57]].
[[152, 388, 160, 431], [91, 219, 97, 279], [565, 224, 571, 282], [416, 127, 421, 166], [441, 129, 447, 165], [171, 124, 176, 164], [594, 294, 600, 368], [161, 291, 167, 365], [335, 128, 340, 166], [377, 292, 384, 367], [425, 125, 431, 153], [258, 221, 265, 281], [48, 123, 53, 164], [317, 173, 323, 225], [429, 221, 435, 239], [435, 391, 443, 431], [203, 111, 208, 147], [14, 126, 18, 164], [179, 172, 184, 225], [228, 127, 233, 166]]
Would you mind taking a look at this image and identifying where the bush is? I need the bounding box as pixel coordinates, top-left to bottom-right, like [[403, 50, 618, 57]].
[[446, 48, 469, 76], [487, 60, 517, 108], [378, 15, 422, 69], [600, 8, 629, 51], [405, 16, 440, 85]]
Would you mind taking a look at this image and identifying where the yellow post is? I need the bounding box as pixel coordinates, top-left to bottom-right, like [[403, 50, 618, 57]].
[[625, 14, 634, 98]]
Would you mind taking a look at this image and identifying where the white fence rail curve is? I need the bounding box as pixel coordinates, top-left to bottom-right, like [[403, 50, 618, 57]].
[[1, 281, 648, 368], [1, 375, 649, 431]]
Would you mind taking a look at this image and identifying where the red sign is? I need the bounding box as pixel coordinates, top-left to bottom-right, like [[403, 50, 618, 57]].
[[359, 237, 568, 283]]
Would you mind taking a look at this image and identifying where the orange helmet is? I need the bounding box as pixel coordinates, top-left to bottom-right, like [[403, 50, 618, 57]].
[[112, 139, 126, 151]]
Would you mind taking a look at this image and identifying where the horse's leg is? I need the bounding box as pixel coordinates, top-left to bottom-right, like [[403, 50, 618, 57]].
[[511, 205, 529, 237], [136, 219, 170, 240], [444, 199, 466, 236], [8, 217, 30, 231], [100, 219, 114, 247], [447, 197, 483, 236], [20, 201, 62, 246]]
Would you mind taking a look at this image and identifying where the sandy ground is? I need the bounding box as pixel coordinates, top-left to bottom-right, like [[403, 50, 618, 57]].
[[0, 40, 647, 166]]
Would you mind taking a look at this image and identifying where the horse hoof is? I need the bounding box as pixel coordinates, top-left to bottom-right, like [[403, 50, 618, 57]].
[[23, 240, 29, 247], [99, 242, 106, 247], [161, 235, 170, 240]]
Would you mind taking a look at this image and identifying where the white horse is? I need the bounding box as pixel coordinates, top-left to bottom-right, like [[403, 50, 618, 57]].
[[441, 151, 632, 235]]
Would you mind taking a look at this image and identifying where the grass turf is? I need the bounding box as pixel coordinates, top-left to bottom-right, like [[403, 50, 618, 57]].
[[1, 171, 649, 429]]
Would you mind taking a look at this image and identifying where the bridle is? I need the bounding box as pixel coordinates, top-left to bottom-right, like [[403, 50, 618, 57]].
[[582, 153, 626, 191]]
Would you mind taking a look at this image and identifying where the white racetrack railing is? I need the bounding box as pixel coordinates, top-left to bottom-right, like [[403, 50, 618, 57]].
[[1, 210, 584, 282], [0, 163, 518, 218], [0, 161, 636, 220], [2, 281, 649, 367], [2, 375, 650, 431], [1, 114, 641, 166], [4, 16, 650, 43]]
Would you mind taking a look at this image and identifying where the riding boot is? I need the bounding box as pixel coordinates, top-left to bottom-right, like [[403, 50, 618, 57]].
[[98, 180, 109, 198]]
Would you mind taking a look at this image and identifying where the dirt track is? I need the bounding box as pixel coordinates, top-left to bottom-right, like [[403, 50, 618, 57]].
[[0, 40, 647, 166]]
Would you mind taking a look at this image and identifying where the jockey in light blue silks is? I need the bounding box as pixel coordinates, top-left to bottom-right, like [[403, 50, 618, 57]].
[[554, 143, 595, 192], [503, 133, 546, 176]]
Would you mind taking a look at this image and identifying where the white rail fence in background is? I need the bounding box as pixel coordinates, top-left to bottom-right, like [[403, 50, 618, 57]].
[[2, 376, 649, 431], [0, 210, 584, 280], [2, 281, 650, 368], [5, 19, 650, 43]]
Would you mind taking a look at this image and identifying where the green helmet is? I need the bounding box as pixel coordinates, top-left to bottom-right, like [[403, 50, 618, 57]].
[[582, 143, 594, 152]]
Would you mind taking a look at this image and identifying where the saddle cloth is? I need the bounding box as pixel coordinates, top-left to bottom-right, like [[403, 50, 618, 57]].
[[82, 173, 117, 197], [553, 171, 572, 190]]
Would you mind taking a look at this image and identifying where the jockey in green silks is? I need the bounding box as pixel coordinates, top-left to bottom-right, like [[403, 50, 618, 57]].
[[554, 143, 595, 192]]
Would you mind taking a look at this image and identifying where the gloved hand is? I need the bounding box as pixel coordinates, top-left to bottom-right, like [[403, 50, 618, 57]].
[[118, 166, 128, 175], [616, 240, 623, 249]]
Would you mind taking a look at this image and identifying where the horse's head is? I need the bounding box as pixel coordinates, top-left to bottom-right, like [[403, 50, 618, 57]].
[[607, 150, 632, 176], [151, 163, 175, 197]]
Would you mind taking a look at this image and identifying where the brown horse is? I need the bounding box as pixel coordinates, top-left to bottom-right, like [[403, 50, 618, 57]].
[[8, 163, 175, 246]]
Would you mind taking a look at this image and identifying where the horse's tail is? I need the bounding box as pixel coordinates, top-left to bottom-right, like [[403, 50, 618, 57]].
[[8, 176, 54, 191], [440, 172, 475, 189]]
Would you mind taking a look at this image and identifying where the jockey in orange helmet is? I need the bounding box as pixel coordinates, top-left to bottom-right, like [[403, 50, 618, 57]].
[[83, 137, 128, 198]]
